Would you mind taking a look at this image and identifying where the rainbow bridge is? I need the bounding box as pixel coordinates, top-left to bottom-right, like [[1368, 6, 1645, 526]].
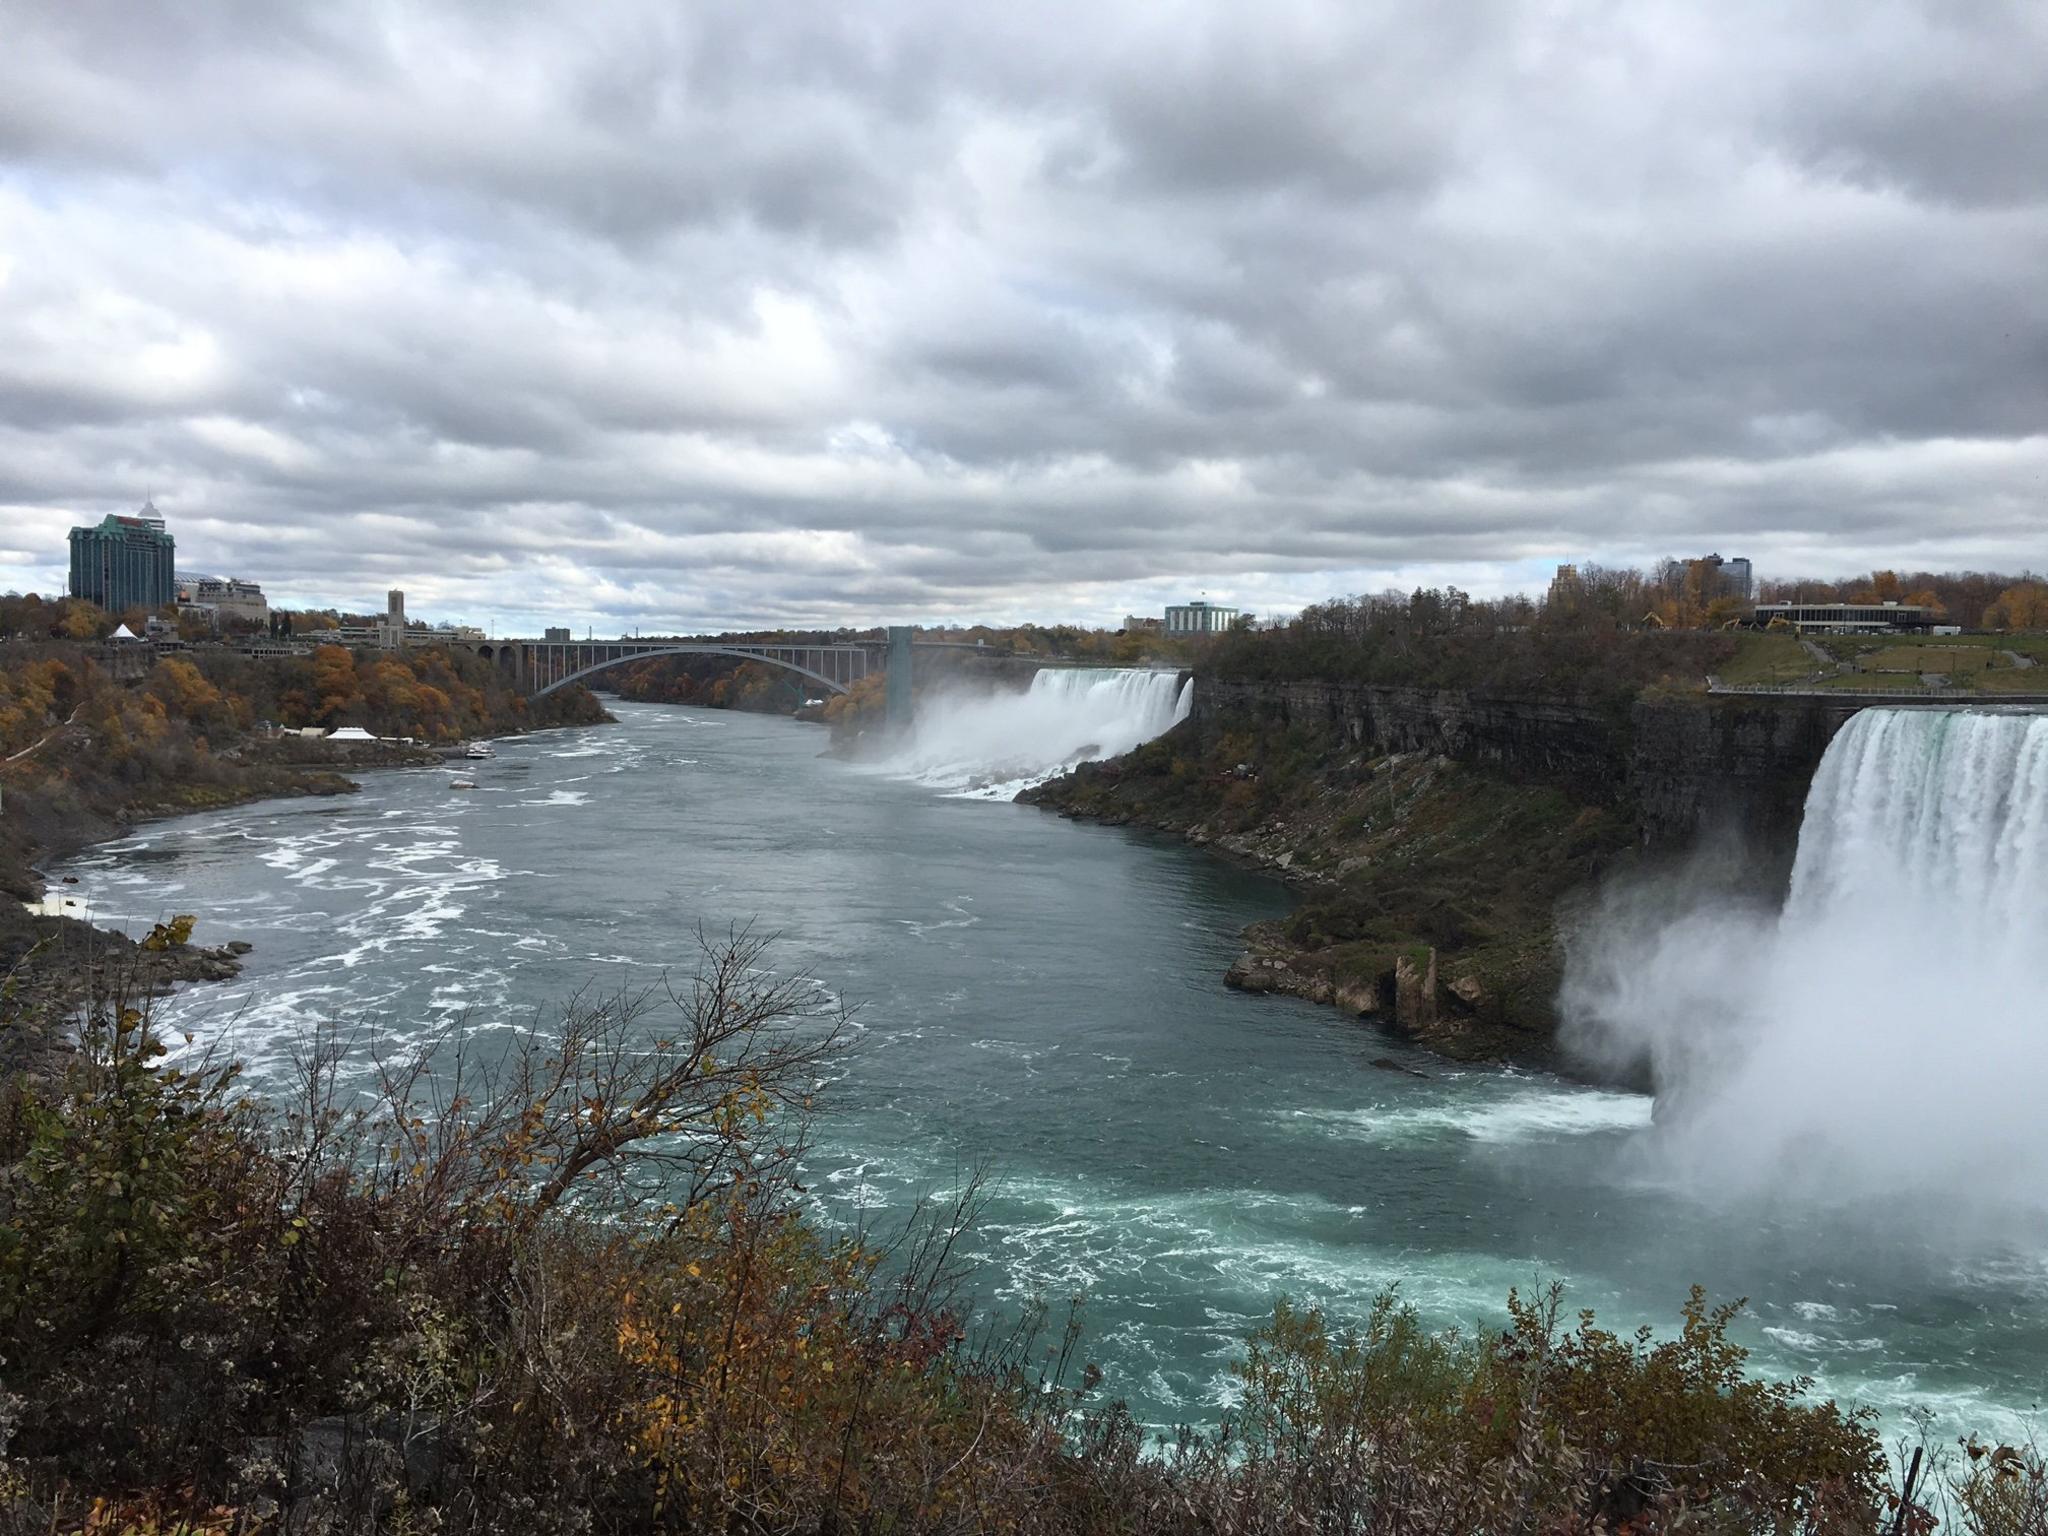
[[466, 628, 942, 726]]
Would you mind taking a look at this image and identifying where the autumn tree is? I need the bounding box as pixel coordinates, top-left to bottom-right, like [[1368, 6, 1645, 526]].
[[0, 658, 73, 753], [308, 644, 362, 724], [58, 600, 103, 640], [147, 657, 235, 738], [1983, 581, 2048, 631], [1851, 569, 1906, 604]]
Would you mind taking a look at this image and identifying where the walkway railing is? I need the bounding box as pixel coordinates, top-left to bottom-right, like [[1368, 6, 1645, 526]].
[[1706, 677, 2048, 704]]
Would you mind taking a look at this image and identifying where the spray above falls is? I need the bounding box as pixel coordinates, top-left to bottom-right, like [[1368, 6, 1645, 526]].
[[1564, 708, 2048, 1214], [885, 668, 1192, 799]]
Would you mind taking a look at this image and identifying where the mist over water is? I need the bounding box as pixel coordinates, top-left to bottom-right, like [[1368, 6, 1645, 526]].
[[1565, 708, 2048, 1220], [883, 668, 1192, 798]]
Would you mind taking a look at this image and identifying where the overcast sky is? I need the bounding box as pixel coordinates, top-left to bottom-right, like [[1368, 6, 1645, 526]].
[[2, 1, 2043, 632]]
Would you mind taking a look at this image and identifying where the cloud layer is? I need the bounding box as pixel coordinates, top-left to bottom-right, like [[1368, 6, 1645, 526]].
[[3, 0, 2043, 631]]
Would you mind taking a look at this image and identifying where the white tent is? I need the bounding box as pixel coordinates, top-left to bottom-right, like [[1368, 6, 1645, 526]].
[[108, 623, 142, 641], [326, 725, 377, 741]]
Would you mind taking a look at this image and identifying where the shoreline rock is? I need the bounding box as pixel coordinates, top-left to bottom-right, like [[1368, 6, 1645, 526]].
[[1021, 724, 1636, 1077]]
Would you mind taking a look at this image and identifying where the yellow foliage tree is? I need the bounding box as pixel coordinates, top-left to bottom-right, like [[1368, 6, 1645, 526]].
[[309, 645, 362, 724], [59, 601, 102, 640], [1983, 581, 2048, 631], [149, 657, 230, 733]]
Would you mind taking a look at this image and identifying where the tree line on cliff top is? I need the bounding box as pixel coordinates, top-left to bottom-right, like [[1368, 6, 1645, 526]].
[[10, 930, 2033, 1535], [1202, 568, 2048, 702], [0, 641, 607, 903], [0, 641, 604, 765]]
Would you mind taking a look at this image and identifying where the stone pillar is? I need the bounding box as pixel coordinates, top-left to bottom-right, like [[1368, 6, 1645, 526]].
[[886, 626, 914, 733], [1393, 947, 1439, 1031]]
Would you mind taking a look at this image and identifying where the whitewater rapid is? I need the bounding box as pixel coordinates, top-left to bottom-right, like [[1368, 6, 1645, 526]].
[[883, 667, 1193, 798]]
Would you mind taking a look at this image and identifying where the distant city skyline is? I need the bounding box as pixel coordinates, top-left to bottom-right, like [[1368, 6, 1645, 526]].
[[4, 3, 2042, 633], [24, 496, 2030, 639]]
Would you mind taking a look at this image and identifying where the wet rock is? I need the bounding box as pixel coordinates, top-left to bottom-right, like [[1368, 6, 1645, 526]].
[[1393, 948, 1438, 1030], [1371, 1056, 1430, 1079]]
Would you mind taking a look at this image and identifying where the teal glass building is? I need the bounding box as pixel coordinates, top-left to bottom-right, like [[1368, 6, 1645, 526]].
[[68, 503, 177, 614]]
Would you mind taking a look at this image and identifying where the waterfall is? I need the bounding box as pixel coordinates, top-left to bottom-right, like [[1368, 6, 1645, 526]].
[[1787, 709, 2048, 940], [1563, 708, 2048, 1213], [884, 668, 1193, 799]]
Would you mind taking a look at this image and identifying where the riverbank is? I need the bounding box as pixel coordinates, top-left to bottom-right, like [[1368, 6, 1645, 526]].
[[2, 641, 612, 1061], [0, 725, 613, 1038], [1022, 716, 1639, 1070]]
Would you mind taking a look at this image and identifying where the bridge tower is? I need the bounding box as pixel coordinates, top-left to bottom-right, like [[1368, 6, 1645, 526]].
[[886, 625, 914, 733]]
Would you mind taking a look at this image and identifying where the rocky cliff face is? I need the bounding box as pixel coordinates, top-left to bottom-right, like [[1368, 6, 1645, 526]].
[[1192, 678, 1847, 848], [1625, 695, 1849, 845], [1029, 676, 1863, 1071]]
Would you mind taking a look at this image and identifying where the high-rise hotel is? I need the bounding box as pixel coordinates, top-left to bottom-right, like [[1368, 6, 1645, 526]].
[[69, 500, 177, 614]]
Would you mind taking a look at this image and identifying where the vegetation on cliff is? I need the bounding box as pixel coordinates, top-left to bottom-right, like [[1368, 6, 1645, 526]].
[[608, 655, 819, 714], [2, 934, 1966, 1535], [1201, 591, 1735, 710], [1, 641, 606, 893], [1027, 718, 1634, 1064]]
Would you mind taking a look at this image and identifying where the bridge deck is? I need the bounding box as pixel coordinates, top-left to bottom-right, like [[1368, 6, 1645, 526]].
[[464, 632, 1187, 705]]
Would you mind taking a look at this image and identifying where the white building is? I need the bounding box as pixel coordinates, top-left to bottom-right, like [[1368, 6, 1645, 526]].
[[1164, 599, 1240, 635], [174, 574, 270, 629]]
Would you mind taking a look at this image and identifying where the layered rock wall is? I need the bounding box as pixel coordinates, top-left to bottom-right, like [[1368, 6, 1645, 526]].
[[1190, 678, 1851, 845]]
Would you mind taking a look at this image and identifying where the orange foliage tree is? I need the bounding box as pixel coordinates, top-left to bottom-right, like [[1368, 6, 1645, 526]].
[[1983, 581, 2048, 631], [308, 645, 363, 725]]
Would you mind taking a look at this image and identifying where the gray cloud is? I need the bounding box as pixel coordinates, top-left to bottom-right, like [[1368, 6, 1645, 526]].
[[1, 0, 2043, 631]]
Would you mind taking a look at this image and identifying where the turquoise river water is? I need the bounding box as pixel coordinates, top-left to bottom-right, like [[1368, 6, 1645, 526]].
[[52, 702, 2046, 1443]]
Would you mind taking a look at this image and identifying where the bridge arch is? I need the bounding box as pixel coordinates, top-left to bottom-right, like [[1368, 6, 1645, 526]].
[[531, 645, 858, 700]]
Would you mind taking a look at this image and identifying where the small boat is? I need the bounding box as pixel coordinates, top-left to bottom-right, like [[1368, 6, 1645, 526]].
[[464, 742, 496, 760]]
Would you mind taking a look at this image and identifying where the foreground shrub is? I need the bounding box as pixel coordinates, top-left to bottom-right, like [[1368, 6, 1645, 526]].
[[1, 935, 1936, 1534]]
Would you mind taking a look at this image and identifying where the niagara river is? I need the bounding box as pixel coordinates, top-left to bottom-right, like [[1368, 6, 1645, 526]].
[[50, 696, 2048, 1443]]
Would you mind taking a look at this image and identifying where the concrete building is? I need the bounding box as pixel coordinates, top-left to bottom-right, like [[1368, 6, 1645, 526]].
[[1751, 600, 1931, 634], [378, 589, 408, 650], [1164, 600, 1240, 635], [1122, 614, 1163, 633], [1659, 553, 1754, 602], [69, 502, 176, 614], [307, 626, 384, 646], [177, 575, 269, 629], [543, 626, 572, 643]]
